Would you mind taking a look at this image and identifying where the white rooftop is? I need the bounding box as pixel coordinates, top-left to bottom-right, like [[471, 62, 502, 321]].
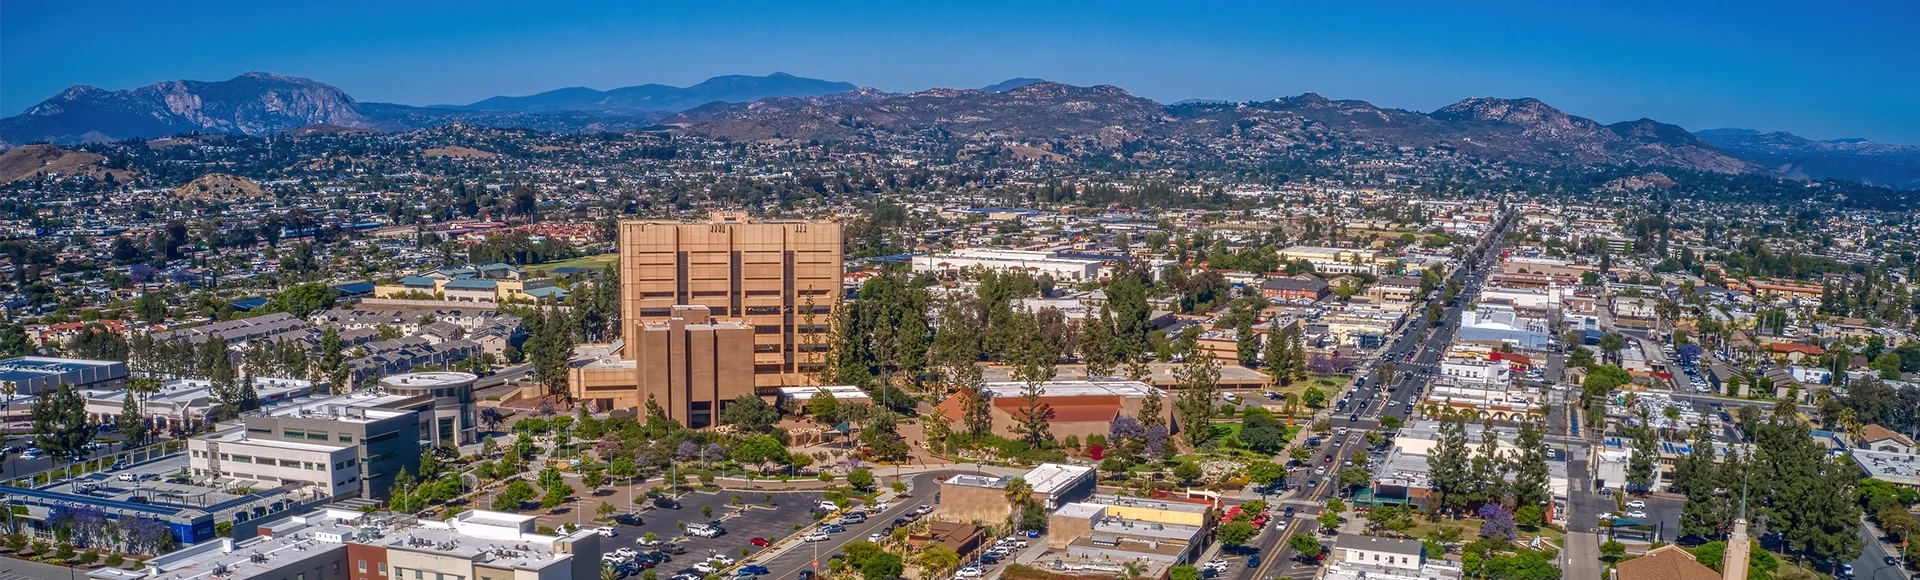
[[980, 380, 1161, 400], [1021, 463, 1095, 496]]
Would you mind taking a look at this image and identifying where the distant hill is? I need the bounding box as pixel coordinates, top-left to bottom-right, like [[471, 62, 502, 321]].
[[447, 73, 857, 114], [980, 78, 1048, 93], [173, 173, 265, 200], [0, 72, 375, 146], [0, 73, 680, 146], [0, 144, 132, 184], [1696, 129, 1920, 189], [676, 82, 1164, 146], [8, 71, 1910, 188]]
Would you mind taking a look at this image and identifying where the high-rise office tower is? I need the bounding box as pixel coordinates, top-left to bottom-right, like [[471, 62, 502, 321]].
[[573, 213, 842, 422]]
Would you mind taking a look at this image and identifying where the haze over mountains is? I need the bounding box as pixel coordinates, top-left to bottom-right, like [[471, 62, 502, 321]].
[[1, 71, 1914, 189]]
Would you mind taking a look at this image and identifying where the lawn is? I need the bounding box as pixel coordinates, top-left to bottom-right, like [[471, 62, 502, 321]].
[[527, 253, 618, 276]]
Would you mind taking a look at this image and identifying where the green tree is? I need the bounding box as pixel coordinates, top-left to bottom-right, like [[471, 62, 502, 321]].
[[31, 383, 92, 458], [540, 479, 573, 509], [1234, 315, 1260, 368], [1239, 407, 1290, 453], [1427, 416, 1473, 515], [1173, 462, 1203, 484], [719, 394, 780, 433], [1626, 409, 1660, 492], [847, 468, 876, 492], [1510, 420, 1550, 511], [1287, 534, 1322, 558], [1081, 306, 1119, 378], [1871, 353, 1903, 380], [1174, 341, 1220, 447], [864, 553, 906, 580], [1217, 520, 1258, 546], [118, 390, 149, 447], [272, 283, 339, 318]]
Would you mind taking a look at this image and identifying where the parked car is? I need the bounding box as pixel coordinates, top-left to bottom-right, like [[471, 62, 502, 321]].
[[710, 555, 735, 566], [804, 533, 830, 542], [749, 537, 771, 547], [1625, 500, 1646, 509], [821, 524, 846, 533], [741, 565, 770, 576], [594, 526, 617, 537], [693, 562, 718, 574], [653, 497, 681, 509], [614, 513, 644, 526], [817, 500, 840, 511]]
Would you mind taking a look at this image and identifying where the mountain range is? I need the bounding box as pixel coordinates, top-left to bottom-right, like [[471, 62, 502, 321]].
[[2, 72, 1914, 188]]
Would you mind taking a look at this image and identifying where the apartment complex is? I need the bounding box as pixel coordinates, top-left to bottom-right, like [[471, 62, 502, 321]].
[[572, 215, 841, 419]]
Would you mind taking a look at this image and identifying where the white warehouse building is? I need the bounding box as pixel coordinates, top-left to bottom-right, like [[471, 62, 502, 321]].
[[913, 249, 1107, 282]]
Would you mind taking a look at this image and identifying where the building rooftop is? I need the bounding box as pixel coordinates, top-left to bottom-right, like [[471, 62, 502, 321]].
[[207, 426, 348, 452], [978, 380, 1161, 400], [1055, 503, 1107, 519], [1852, 449, 1920, 486], [1335, 534, 1423, 557], [944, 474, 1008, 489], [378, 371, 477, 389], [255, 391, 416, 423], [1021, 464, 1095, 496], [1087, 494, 1212, 514]]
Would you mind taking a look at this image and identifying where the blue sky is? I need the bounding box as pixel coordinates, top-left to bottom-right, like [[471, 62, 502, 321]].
[[4, 0, 1916, 143]]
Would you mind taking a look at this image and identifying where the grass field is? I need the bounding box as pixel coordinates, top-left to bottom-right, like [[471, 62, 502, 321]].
[[527, 253, 618, 276]]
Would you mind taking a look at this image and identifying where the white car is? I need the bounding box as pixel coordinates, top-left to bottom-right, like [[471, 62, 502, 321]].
[[817, 501, 839, 511], [1625, 500, 1646, 509], [711, 555, 735, 566], [869, 532, 883, 542], [117, 473, 140, 482], [604, 553, 631, 564], [956, 568, 984, 578], [1596, 512, 1616, 521], [1625, 510, 1648, 519], [638, 537, 662, 546], [804, 532, 830, 542], [594, 526, 617, 537], [615, 548, 640, 559], [867, 502, 889, 512], [694, 562, 718, 574]]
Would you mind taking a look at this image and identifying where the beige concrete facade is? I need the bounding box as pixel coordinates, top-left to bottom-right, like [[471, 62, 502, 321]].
[[573, 216, 841, 422], [620, 218, 841, 387]]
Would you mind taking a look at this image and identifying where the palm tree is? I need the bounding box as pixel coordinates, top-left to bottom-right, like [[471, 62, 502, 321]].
[[1599, 333, 1626, 365], [0, 380, 13, 432], [1003, 477, 1033, 509]]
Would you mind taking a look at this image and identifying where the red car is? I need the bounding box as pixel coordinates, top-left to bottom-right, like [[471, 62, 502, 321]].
[[1323, 454, 1333, 463], [750, 537, 771, 547]]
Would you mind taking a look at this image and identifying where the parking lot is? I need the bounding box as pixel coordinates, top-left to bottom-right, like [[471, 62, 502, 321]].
[[1568, 486, 1685, 541], [600, 489, 832, 576]]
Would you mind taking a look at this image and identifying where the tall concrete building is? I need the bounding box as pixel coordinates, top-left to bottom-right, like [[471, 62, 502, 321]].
[[573, 214, 841, 422]]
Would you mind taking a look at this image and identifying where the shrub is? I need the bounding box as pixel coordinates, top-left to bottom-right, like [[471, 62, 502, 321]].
[[78, 551, 98, 565], [106, 554, 125, 567]]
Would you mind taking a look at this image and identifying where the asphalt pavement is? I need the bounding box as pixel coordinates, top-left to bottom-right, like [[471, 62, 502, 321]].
[[1248, 217, 1513, 577]]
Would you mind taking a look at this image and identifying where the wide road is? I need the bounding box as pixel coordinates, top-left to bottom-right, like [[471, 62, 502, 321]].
[[1241, 215, 1513, 579]]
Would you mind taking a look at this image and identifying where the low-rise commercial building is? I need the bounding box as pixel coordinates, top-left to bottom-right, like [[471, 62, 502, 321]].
[[930, 380, 1175, 443], [913, 248, 1107, 282], [1323, 535, 1461, 580], [189, 386, 473, 500], [937, 463, 1098, 525], [120, 507, 601, 580]]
